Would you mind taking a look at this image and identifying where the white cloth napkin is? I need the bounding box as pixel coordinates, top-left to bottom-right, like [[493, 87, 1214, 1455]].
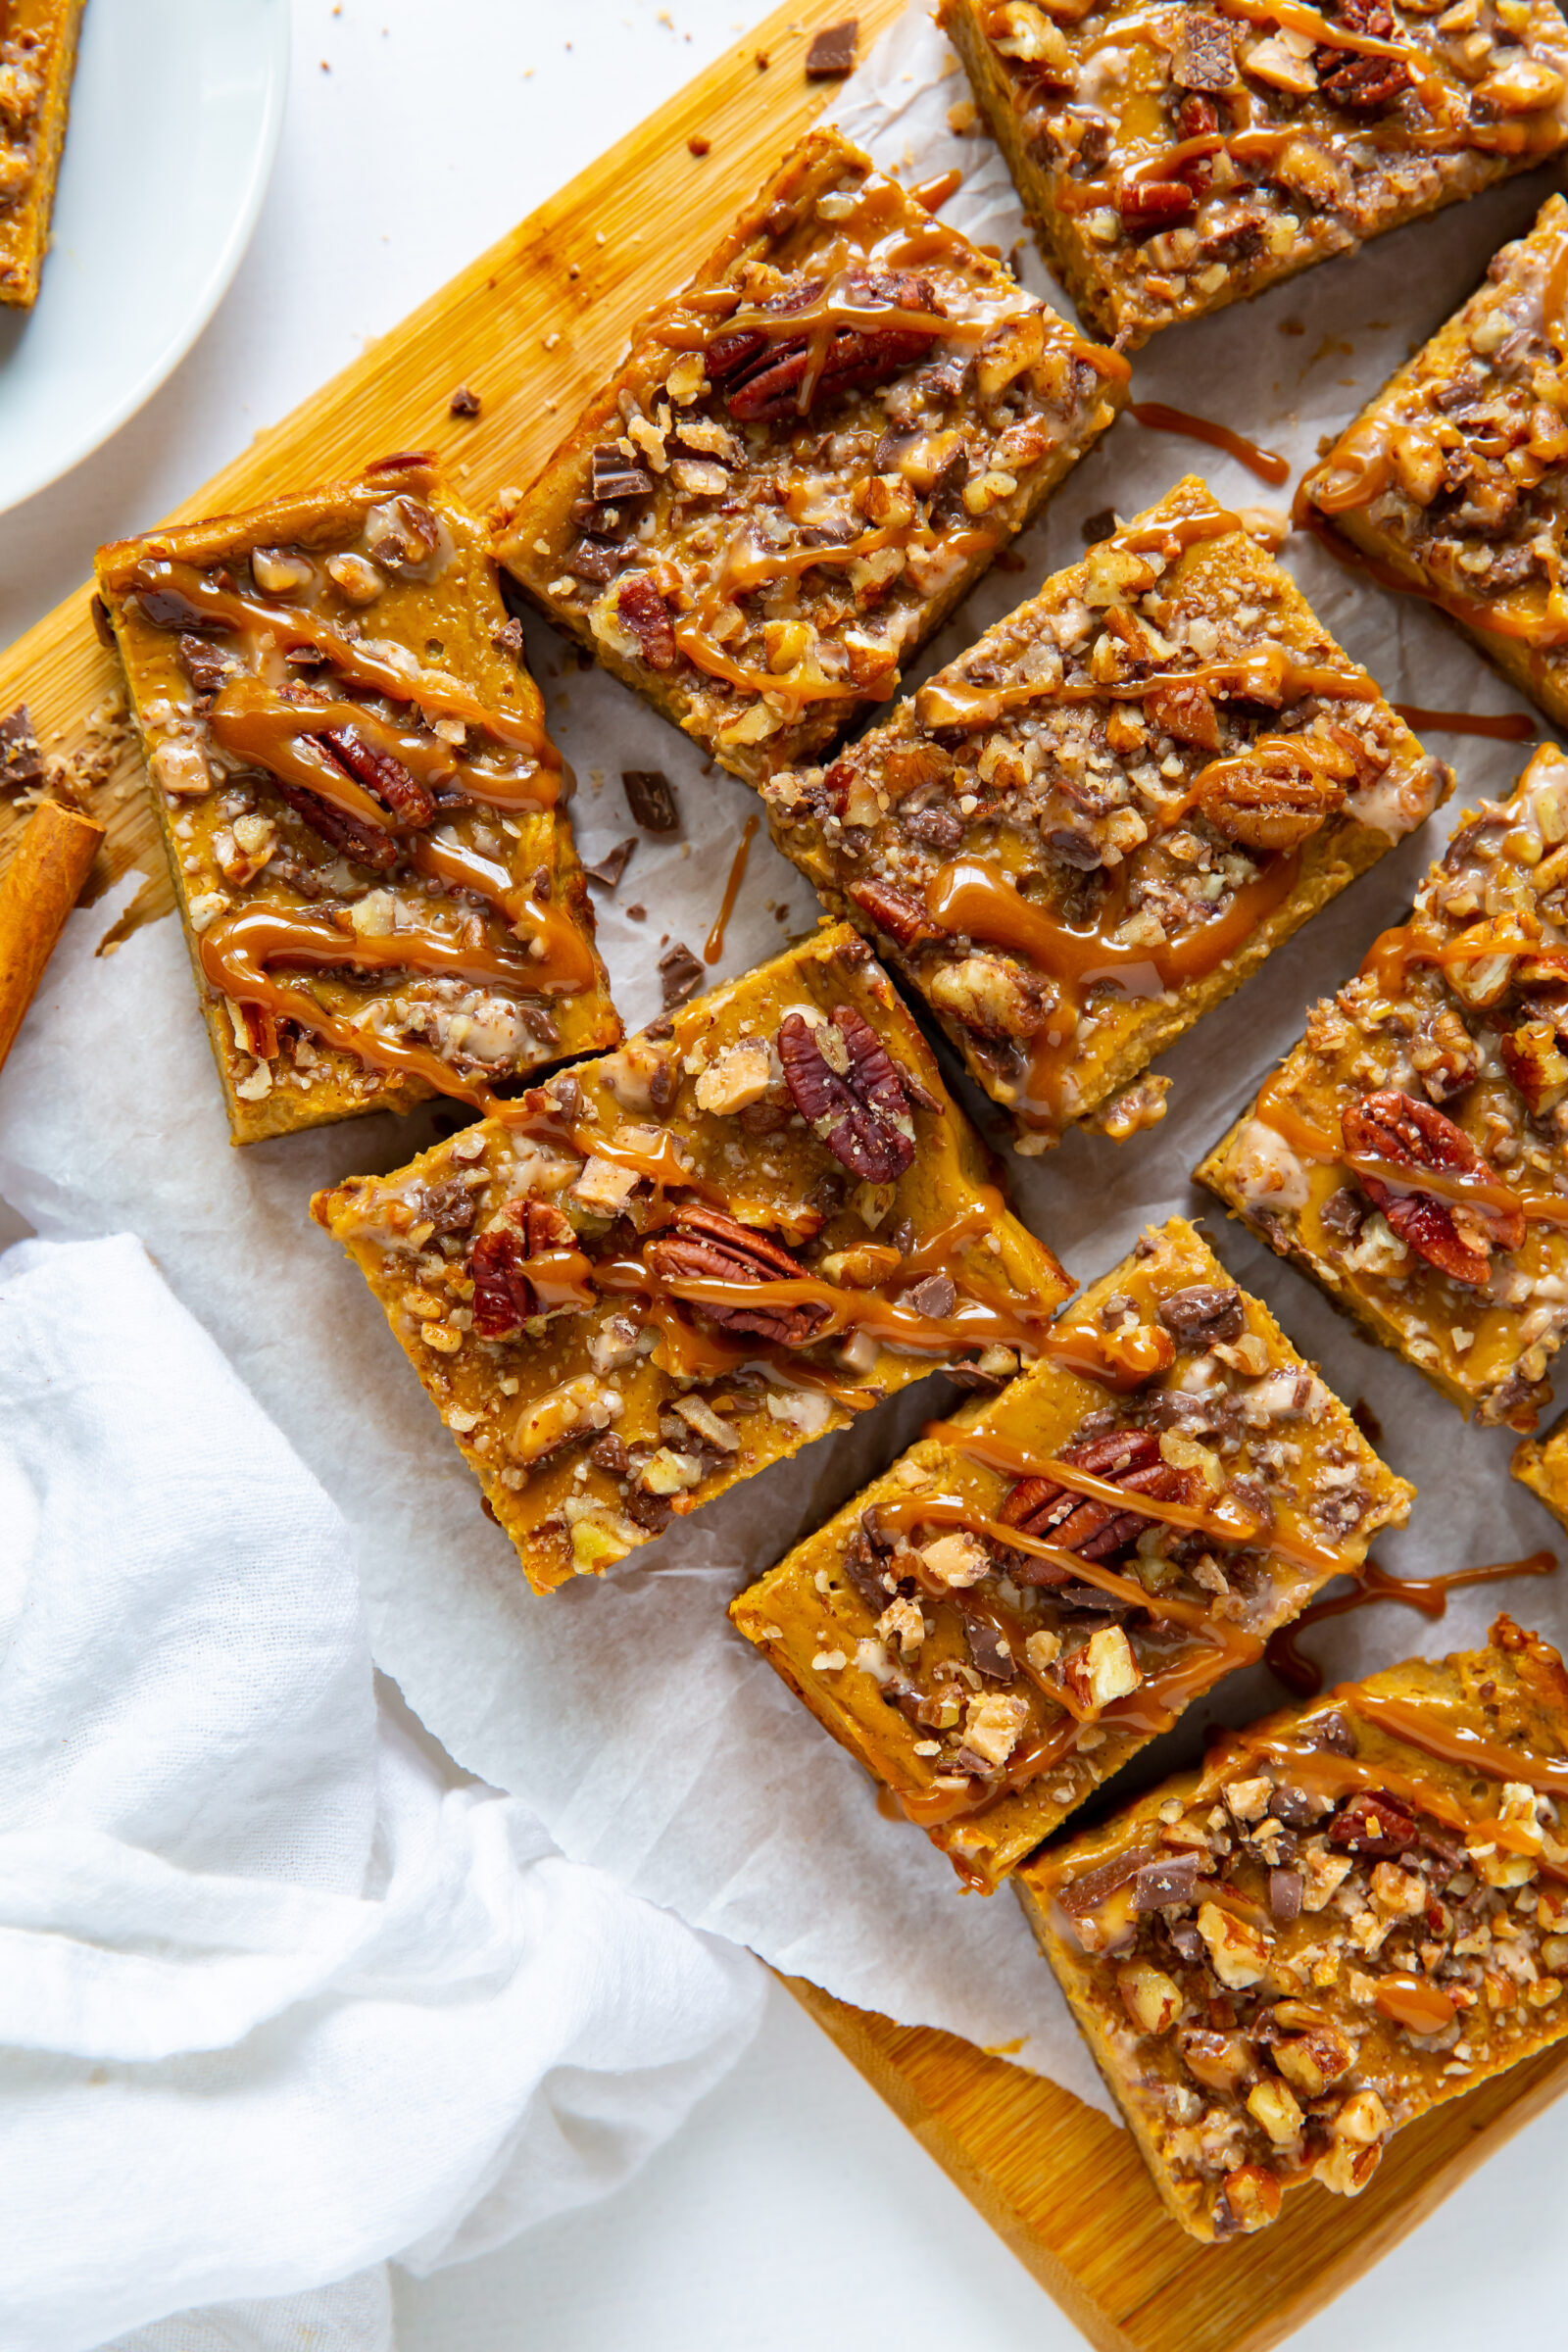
[[0, 1232, 763, 2352]]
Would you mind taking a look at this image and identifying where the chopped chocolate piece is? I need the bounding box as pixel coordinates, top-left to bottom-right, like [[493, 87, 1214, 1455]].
[[0, 704, 45, 790], [622, 767, 680, 834], [1133, 1854, 1200, 1911], [1157, 1284, 1246, 1348], [590, 445, 655, 505], [806, 18, 858, 76], [659, 941, 705, 1008], [584, 836, 638, 890]]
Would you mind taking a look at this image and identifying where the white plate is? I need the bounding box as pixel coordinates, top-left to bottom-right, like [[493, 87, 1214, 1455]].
[[0, 0, 288, 516]]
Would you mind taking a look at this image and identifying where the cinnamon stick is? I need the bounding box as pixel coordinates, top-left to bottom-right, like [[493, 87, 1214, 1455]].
[[0, 801, 105, 1075]]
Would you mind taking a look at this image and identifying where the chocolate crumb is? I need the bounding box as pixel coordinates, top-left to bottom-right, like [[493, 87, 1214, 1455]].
[[621, 766, 680, 834], [806, 19, 858, 75], [659, 941, 705, 1009], [1080, 508, 1119, 545], [0, 705, 46, 791], [688, 133, 710, 157], [625, 903, 647, 921], [645, 1014, 674, 1040], [448, 384, 481, 417], [585, 836, 638, 890]]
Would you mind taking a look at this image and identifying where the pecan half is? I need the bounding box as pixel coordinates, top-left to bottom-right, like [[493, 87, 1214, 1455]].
[[1173, 13, 1235, 90], [1197, 760, 1344, 852], [1326, 1790, 1418, 1856], [707, 270, 946, 422], [846, 877, 939, 949], [267, 770, 399, 870], [318, 726, 436, 829], [644, 1205, 827, 1347], [1001, 1428, 1195, 1582], [1341, 1088, 1523, 1286], [469, 1200, 579, 1338], [778, 1003, 917, 1183], [615, 574, 678, 670]]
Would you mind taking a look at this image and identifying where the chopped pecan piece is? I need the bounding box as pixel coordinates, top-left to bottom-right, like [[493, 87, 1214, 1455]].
[[469, 1200, 580, 1338], [778, 1002, 917, 1182], [318, 726, 436, 829], [0, 703, 45, 789], [1001, 1427, 1195, 1580], [645, 1205, 827, 1347], [1326, 1790, 1418, 1856], [615, 575, 679, 670], [1197, 760, 1344, 853], [1118, 180, 1196, 233], [268, 771, 399, 871], [1341, 1088, 1523, 1286], [707, 270, 946, 422]]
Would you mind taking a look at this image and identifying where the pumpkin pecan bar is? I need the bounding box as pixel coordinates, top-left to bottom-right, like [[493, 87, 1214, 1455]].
[[1019, 1616, 1568, 2239], [494, 126, 1126, 787], [1300, 192, 1568, 731], [0, 0, 84, 308], [763, 474, 1450, 1153], [939, 0, 1568, 350], [731, 1216, 1411, 1892], [1200, 743, 1568, 1431], [97, 457, 619, 1146], [313, 922, 1072, 1598]]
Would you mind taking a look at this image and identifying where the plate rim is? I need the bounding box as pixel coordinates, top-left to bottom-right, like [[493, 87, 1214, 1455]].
[[0, 0, 292, 518]]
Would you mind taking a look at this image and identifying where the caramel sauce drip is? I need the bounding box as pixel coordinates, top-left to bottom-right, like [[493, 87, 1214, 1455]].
[[915, 642, 1374, 730], [210, 676, 557, 822], [1265, 1552, 1556, 1696], [910, 168, 963, 214], [704, 814, 759, 963], [1128, 401, 1291, 489], [130, 560, 558, 768], [1392, 704, 1535, 743]]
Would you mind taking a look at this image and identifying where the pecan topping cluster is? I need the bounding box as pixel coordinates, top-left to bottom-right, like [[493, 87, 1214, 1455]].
[[1342, 1087, 1523, 1287], [469, 1200, 578, 1338], [645, 1205, 826, 1347]]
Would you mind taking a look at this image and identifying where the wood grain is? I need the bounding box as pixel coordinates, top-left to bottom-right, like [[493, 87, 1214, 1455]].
[[3, 2, 1566, 2340], [785, 1972, 1568, 2352]]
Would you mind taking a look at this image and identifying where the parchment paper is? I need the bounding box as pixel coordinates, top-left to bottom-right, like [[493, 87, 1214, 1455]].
[[3, 2, 1567, 2112]]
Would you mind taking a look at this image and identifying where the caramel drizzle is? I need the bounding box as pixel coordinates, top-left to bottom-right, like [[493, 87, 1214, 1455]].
[[129, 560, 558, 768], [914, 644, 1374, 731], [927, 846, 1303, 1126], [1265, 1551, 1557, 1697], [199, 907, 555, 1112], [210, 676, 558, 818], [1127, 402, 1291, 490], [614, 1268, 1054, 1357]]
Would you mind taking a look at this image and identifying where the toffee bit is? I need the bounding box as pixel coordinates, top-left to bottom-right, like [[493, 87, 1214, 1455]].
[[621, 767, 680, 834], [806, 18, 858, 76], [584, 836, 638, 890], [659, 940, 705, 1008], [448, 384, 482, 417], [687, 133, 711, 157]]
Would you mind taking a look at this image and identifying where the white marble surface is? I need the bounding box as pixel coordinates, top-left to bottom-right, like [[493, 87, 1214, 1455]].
[[2, 4, 1565, 2346]]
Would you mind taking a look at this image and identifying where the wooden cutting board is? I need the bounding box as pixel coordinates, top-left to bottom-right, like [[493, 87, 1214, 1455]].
[[3, 5, 1565, 2343]]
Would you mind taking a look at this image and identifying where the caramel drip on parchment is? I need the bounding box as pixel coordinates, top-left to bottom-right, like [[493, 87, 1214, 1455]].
[[1127, 402, 1291, 489], [1392, 704, 1536, 743], [704, 815, 760, 965], [129, 561, 558, 767], [210, 676, 559, 818], [1265, 1551, 1557, 1696]]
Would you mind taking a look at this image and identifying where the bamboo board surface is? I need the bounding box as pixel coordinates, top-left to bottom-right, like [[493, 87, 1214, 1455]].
[[2, 4, 1566, 2343]]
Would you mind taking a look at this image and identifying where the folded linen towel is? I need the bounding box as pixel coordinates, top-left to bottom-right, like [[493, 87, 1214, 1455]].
[[0, 1234, 762, 2352]]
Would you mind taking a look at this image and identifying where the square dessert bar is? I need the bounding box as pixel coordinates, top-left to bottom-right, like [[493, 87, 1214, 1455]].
[[1301, 192, 1568, 733], [1513, 1411, 1568, 1529], [97, 457, 619, 1146], [939, 0, 1568, 350], [313, 923, 1073, 1598], [1200, 743, 1568, 1431], [1019, 1617, 1568, 2240], [495, 126, 1127, 787], [0, 0, 85, 308], [731, 1216, 1411, 1892], [763, 474, 1450, 1153]]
